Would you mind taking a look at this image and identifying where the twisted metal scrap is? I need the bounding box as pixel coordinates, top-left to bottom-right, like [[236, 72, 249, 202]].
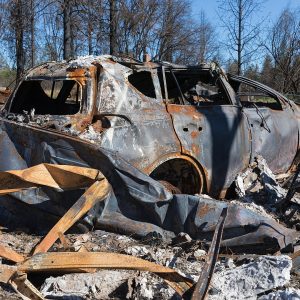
[[0, 164, 194, 299], [0, 163, 101, 194], [0, 250, 194, 299]]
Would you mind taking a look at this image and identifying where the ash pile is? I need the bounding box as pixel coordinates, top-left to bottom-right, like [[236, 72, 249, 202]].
[[0, 155, 299, 300]]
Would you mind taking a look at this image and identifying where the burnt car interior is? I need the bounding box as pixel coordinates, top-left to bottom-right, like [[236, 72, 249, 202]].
[[9, 79, 82, 115], [158, 68, 231, 106]]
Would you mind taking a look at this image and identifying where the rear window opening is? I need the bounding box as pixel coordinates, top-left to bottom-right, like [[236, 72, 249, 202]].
[[237, 83, 282, 110], [10, 79, 82, 115], [128, 71, 156, 98]]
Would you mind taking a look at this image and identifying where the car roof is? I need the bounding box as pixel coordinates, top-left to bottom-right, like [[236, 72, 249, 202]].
[[25, 55, 215, 79]]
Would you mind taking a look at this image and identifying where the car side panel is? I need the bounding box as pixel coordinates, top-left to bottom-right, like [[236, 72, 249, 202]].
[[99, 113, 181, 171]]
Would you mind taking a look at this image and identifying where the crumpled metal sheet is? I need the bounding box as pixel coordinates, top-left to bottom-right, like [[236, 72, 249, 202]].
[[0, 163, 101, 194], [0, 127, 298, 252]]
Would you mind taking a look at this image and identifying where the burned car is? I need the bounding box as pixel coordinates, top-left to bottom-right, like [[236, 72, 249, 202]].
[[1, 55, 299, 197]]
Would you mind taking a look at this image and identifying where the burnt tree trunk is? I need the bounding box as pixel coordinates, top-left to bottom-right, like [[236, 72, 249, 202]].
[[87, 0, 93, 55], [88, 23, 92, 55], [237, 0, 242, 75], [30, 0, 35, 67], [14, 0, 25, 82], [159, 0, 173, 62], [63, 0, 74, 60], [109, 0, 117, 55]]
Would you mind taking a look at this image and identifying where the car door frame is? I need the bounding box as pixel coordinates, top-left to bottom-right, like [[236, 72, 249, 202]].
[[160, 66, 251, 197]]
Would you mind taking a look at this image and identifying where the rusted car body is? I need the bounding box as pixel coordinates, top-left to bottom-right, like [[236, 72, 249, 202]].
[[1, 55, 299, 197]]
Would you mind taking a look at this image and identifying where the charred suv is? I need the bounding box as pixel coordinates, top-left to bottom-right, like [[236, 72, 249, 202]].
[[1, 55, 300, 197]]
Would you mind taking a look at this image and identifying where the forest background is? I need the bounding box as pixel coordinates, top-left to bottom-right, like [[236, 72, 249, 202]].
[[0, 0, 299, 97]]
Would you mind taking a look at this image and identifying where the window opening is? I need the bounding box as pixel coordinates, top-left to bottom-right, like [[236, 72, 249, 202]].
[[128, 71, 156, 98], [10, 79, 82, 115], [158, 69, 231, 105], [237, 83, 282, 110]]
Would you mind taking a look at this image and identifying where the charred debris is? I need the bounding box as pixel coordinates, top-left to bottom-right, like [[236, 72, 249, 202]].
[[0, 55, 299, 299]]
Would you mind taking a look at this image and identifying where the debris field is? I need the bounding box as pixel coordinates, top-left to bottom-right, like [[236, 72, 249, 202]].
[[0, 155, 299, 299]]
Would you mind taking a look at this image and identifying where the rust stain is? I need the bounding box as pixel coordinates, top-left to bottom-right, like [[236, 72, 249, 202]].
[[167, 104, 199, 118], [197, 203, 211, 219], [71, 115, 92, 132], [191, 143, 200, 156], [0, 88, 11, 104], [67, 68, 86, 78], [92, 120, 103, 132], [191, 130, 199, 139]]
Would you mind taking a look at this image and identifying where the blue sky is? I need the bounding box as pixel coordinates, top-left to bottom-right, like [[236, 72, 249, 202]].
[[190, 0, 300, 67], [191, 0, 300, 23]]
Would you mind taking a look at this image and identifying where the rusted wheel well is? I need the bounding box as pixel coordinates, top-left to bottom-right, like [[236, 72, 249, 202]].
[[149, 158, 204, 194]]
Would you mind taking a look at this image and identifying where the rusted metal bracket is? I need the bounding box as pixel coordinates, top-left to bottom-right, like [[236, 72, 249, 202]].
[[9, 272, 44, 300], [32, 178, 111, 254], [0, 244, 25, 263], [19, 252, 194, 295], [191, 207, 227, 300], [0, 249, 194, 299], [0, 264, 16, 283], [0, 163, 101, 194]]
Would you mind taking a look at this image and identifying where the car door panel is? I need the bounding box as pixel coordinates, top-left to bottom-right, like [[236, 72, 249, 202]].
[[229, 75, 298, 173], [167, 104, 251, 196], [244, 106, 298, 173]]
